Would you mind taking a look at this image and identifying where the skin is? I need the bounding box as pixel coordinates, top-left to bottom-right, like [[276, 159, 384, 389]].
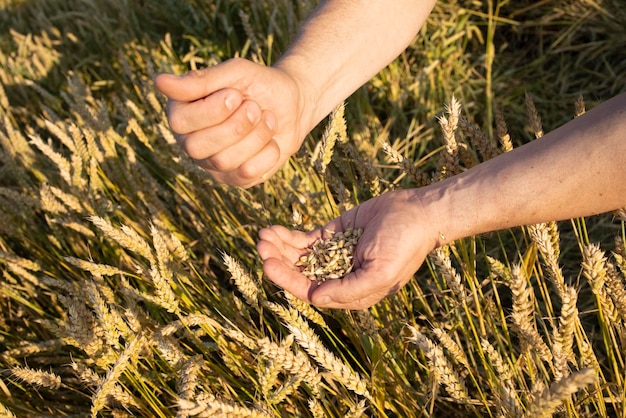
[[156, 1, 626, 309]]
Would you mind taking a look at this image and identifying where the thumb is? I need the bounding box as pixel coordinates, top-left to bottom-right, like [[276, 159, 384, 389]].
[[154, 59, 249, 102]]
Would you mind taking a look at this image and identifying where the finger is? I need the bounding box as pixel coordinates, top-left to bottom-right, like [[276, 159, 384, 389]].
[[154, 59, 252, 102], [309, 267, 399, 309], [195, 109, 276, 173], [165, 88, 243, 135], [262, 257, 320, 304], [257, 226, 309, 264], [180, 100, 263, 161]]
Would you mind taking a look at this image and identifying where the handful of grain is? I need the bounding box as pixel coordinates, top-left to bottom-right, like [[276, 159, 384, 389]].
[[295, 227, 363, 283]]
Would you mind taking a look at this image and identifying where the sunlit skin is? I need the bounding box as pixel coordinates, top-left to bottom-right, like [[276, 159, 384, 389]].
[[156, 0, 626, 309]]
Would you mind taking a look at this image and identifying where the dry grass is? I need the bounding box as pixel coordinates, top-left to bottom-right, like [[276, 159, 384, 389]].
[[0, 0, 625, 416]]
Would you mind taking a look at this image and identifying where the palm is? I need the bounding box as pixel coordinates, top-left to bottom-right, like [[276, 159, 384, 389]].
[[258, 189, 436, 309]]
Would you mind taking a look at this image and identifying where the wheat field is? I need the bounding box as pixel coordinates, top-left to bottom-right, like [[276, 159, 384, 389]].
[[1, 0, 625, 417]]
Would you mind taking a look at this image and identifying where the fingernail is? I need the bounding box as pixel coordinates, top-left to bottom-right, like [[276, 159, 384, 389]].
[[246, 103, 261, 123], [317, 295, 332, 306], [264, 112, 276, 131], [225, 96, 235, 110], [225, 93, 240, 111]]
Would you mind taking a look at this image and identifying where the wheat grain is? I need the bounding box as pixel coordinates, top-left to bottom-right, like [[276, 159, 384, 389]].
[[295, 227, 362, 283]]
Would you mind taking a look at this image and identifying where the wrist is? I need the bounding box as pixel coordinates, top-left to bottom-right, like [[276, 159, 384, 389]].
[[273, 56, 324, 135]]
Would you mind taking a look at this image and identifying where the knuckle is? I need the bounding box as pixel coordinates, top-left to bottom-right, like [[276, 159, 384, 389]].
[[180, 138, 205, 160], [231, 117, 252, 138], [167, 112, 187, 134], [209, 154, 236, 172]]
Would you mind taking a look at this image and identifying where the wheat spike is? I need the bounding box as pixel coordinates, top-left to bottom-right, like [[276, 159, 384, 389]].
[[495, 108, 513, 152], [308, 398, 326, 418], [553, 286, 578, 382], [407, 325, 469, 402], [10, 366, 61, 390], [509, 264, 552, 362], [433, 328, 470, 372], [178, 392, 273, 418], [176, 355, 204, 418], [0, 401, 17, 418], [285, 291, 328, 329], [528, 222, 567, 298], [437, 96, 462, 179], [222, 252, 260, 307], [525, 93, 544, 139], [91, 334, 145, 418], [430, 247, 466, 300], [257, 335, 321, 397], [524, 368, 596, 418], [268, 302, 370, 399], [88, 216, 155, 263], [313, 102, 345, 174], [605, 261, 626, 320], [582, 244, 621, 322], [458, 116, 498, 161]]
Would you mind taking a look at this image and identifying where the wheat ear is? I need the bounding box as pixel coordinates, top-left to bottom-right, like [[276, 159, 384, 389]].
[[524, 368, 596, 418]]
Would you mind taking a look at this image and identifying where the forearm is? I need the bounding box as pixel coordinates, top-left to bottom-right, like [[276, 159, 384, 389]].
[[419, 92, 626, 246], [275, 0, 436, 130]]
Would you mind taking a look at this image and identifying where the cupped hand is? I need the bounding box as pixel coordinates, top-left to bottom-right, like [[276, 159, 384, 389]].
[[154, 58, 312, 188], [257, 189, 440, 309]]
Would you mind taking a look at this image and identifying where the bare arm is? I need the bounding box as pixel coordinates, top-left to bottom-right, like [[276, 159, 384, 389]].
[[424, 92, 626, 248], [258, 92, 626, 309], [277, 0, 437, 132], [155, 0, 436, 186]]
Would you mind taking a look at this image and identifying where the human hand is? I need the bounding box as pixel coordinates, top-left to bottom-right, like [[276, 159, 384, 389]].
[[257, 189, 439, 309], [154, 58, 312, 187]]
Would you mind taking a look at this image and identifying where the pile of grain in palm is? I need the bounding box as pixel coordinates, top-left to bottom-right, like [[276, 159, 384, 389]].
[[295, 227, 363, 283]]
